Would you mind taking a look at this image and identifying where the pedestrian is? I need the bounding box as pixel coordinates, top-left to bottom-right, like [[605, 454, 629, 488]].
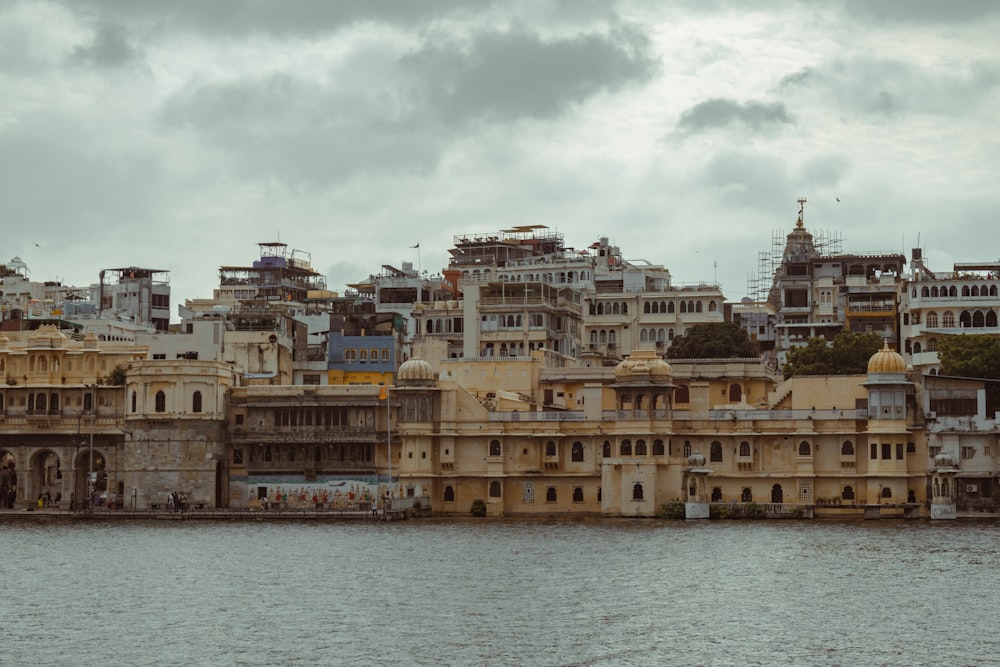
[[166, 492, 174, 512]]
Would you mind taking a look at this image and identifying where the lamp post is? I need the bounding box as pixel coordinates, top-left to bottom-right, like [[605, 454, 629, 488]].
[[87, 384, 95, 511]]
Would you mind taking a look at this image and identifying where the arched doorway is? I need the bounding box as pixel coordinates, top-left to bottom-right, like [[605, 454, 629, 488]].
[[74, 448, 107, 509], [1, 449, 18, 508], [729, 384, 742, 402], [29, 449, 63, 507], [771, 484, 783, 503]]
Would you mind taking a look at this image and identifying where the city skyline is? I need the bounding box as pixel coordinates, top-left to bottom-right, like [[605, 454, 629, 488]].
[[3, 1, 998, 311]]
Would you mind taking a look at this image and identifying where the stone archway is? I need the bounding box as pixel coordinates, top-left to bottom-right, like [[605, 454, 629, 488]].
[[28, 449, 64, 508], [771, 484, 784, 503], [1, 449, 18, 508], [73, 448, 108, 509]]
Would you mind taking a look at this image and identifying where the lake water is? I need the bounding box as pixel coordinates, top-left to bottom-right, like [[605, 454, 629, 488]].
[[2, 517, 998, 666]]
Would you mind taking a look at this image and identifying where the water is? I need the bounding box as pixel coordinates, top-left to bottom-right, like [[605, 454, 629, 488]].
[[2, 517, 998, 666]]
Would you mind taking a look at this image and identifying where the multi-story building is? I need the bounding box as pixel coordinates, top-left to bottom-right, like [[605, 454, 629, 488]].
[[900, 250, 1000, 373]]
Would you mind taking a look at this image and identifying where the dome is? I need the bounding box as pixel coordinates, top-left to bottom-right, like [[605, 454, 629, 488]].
[[397, 358, 435, 384], [867, 342, 906, 374], [934, 451, 957, 469], [688, 453, 706, 467], [614, 349, 671, 382]]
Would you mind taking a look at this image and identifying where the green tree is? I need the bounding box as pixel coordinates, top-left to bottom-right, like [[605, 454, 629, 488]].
[[666, 322, 756, 359], [782, 331, 882, 379], [937, 335, 1000, 412], [104, 364, 128, 386]]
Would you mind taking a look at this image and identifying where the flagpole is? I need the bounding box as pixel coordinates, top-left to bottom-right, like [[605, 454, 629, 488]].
[[411, 242, 421, 274]]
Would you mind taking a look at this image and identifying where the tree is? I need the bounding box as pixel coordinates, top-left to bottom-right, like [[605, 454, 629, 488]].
[[666, 322, 756, 359], [937, 334, 1000, 412], [104, 364, 128, 386], [782, 331, 882, 379]]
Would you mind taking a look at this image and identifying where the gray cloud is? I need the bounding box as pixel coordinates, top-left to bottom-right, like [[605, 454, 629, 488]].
[[69, 22, 142, 67], [778, 56, 1000, 118], [676, 98, 793, 134], [837, 0, 1000, 23], [399, 25, 658, 123], [61, 0, 482, 36]]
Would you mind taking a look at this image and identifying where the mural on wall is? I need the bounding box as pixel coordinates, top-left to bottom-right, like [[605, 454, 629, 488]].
[[231, 475, 385, 508]]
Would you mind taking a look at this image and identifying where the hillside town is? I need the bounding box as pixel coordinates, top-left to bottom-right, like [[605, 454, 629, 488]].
[[1, 204, 997, 520]]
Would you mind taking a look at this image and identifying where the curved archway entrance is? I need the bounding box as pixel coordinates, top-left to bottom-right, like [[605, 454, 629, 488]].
[[771, 484, 784, 503], [74, 448, 107, 509], [1, 449, 18, 508], [29, 449, 63, 507]]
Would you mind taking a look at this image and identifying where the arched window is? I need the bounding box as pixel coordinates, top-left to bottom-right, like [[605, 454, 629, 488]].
[[988, 311, 998, 327], [960, 311, 972, 328], [652, 439, 665, 456], [620, 439, 632, 456], [49, 393, 59, 412], [711, 487, 722, 502], [739, 441, 750, 457], [83, 392, 93, 412], [573, 487, 584, 502], [973, 310, 985, 327], [635, 439, 647, 456], [741, 487, 752, 502], [667, 302, 675, 313], [444, 486, 455, 502], [928, 286, 937, 297], [881, 487, 892, 499], [949, 286, 957, 297], [621, 303, 627, 314], [155, 391, 166, 413], [192, 391, 203, 413], [131, 391, 137, 413], [35, 393, 46, 412], [962, 285, 970, 297], [710, 441, 722, 462], [729, 384, 742, 402], [683, 441, 692, 458], [926, 311, 938, 328], [771, 484, 783, 503], [708, 301, 718, 312], [546, 487, 557, 502], [927, 338, 937, 352], [695, 301, 703, 312], [545, 441, 557, 457], [489, 440, 501, 457], [972, 285, 980, 297], [913, 342, 922, 354], [632, 483, 644, 500], [602, 441, 611, 458], [679, 301, 687, 313], [643, 302, 651, 314], [943, 311, 955, 327], [842, 485, 855, 500], [798, 441, 811, 456], [571, 442, 584, 462], [841, 440, 854, 455], [489, 481, 502, 498]]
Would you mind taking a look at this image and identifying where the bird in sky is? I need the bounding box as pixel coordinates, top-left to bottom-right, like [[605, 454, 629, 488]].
[[33, 242, 40, 247], [835, 197, 841, 203]]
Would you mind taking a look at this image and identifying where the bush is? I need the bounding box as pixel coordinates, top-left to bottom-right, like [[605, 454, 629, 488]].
[[470, 499, 487, 517], [744, 502, 766, 520], [657, 501, 686, 519]]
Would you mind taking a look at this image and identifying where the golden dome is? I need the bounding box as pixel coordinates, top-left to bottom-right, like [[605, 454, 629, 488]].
[[614, 349, 672, 382], [867, 342, 906, 374]]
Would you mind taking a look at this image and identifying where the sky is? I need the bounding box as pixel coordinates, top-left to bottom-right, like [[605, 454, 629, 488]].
[[3, 0, 999, 317]]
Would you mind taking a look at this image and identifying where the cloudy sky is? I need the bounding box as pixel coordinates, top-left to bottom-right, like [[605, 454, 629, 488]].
[[3, 0, 998, 316]]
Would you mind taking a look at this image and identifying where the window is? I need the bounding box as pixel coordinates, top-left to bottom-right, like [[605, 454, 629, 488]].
[[710, 441, 722, 462], [546, 487, 557, 503], [155, 391, 166, 413], [573, 487, 584, 503], [842, 485, 855, 501], [906, 442, 916, 453], [571, 442, 584, 462], [961, 446, 976, 459], [192, 391, 202, 413], [522, 482, 534, 503], [841, 441, 854, 456], [632, 483, 644, 500], [635, 439, 647, 456], [926, 312, 938, 328], [870, 443, 878, 460], [489, 440, 501, 457], [739, 441, 750, 457], [653, 439, 665, 456], [741, 488, 752, 502], [233, 448, 243, 464], [602, 441, 611, 458], [882, 443, 892, 460], [881, 487, 892, 499], [896, 443, 903, 460], [711, 487, 722, 502], [489, 481, 502, 498], [131, 391, 137, 413], [545, 441, 557, 457], [444, 486, 455, 502], [683, 441, 692, 458], [620, 440, 632, 456], [798, 441, 811, 457], [83, 392, 93, 412]]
